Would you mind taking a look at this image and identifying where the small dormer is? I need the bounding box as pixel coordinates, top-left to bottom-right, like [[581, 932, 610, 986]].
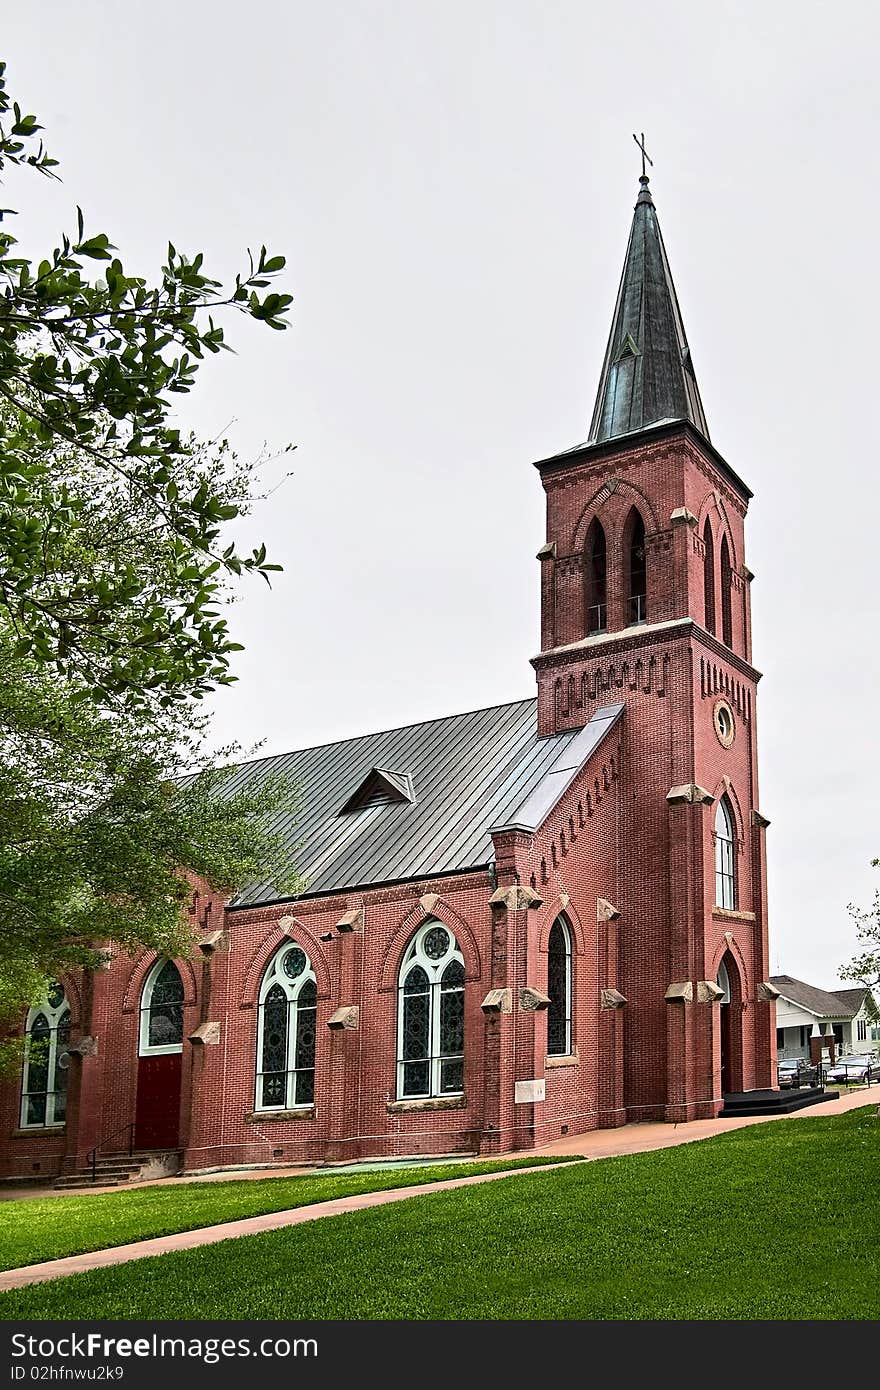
[[339, 766, 415, 814]]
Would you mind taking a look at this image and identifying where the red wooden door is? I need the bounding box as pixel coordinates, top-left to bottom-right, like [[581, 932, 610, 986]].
[[135, 1053, 182, 1149]]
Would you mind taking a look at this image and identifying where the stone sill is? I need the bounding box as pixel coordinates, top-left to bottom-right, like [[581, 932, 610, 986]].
[[245, 1108, 315, 1124], [387, 1095, 467, 1114], [9, 1127, 66, 1140], [545, 1052, 580, 1069], [712, 908, 756, 923]]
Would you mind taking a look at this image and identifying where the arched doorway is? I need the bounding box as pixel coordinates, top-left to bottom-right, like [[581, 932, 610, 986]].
[[135, 959, 184, 1149], [717, 952, 743, 1095]]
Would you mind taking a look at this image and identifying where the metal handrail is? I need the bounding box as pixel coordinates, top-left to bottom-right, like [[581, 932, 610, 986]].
[[87, 1121, 135, 1183]]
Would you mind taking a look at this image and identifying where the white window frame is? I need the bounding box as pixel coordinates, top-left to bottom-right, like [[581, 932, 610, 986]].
[[254, 942, 317, 1112], [139, 958, 185, 1057], [397, 920, 465, 1100], [20, 988, 71, 1129], [714, 796, 737, 910], [547, 917, 573, 1057]]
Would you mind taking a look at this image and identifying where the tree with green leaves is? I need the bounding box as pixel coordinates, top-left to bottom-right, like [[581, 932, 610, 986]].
[[0, 61, 303, 1022], [839, 859, 880, 1024]]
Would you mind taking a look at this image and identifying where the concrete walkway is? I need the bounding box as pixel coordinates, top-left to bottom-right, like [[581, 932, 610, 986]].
[[0, 1086, 875, 1292]]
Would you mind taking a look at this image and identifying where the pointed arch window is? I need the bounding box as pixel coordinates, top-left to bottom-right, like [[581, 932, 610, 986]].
[[703, 518, 716, 636], [626, 510, 647, 624], [715, 796, 737, 910], [397, 920, 464, 1099], [585, 519, 607, 635], [139, 959, 185, 1056], [256, 942, 317, 1110], [720, 535, 733, 649], [20, 982, 71, 1128], [547, 918, 573, 1056]]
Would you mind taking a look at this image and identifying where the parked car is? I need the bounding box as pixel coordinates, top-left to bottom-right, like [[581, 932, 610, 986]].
[[825, 1054, 880, 1084], [777, 1059, 820, 1089]]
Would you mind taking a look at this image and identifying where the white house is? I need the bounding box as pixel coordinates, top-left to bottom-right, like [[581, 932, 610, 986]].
[[770, 977, 878, 1060]]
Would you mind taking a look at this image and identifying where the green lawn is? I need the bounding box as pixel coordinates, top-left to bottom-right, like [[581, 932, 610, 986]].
[[0, 1155, 576, 1274], [1, 1107, 878, 1320]]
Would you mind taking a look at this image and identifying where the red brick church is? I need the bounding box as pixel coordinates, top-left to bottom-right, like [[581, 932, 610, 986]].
[[1, 170, 778, 1184]]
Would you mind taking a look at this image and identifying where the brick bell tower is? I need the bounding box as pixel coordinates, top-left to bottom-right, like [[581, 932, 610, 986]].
[[532, 169, 776, 1120]]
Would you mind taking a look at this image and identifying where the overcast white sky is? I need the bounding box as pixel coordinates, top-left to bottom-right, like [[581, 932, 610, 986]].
[[4, 1, 879, 991]]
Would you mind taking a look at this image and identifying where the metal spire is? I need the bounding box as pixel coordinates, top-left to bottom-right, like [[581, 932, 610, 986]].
[[588, 151, 709, 445]]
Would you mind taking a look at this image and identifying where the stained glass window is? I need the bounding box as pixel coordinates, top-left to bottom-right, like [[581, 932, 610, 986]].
[[294, 979, 317, 1105], [21, 985, 70, 1129], [397, 920, 465, 1099], [547, 918, 572, 1056], [140, 959, 184, 1054], [261, 984, 288, 1108], [715, 797, 736, 910], [256, 942, 318, 1111]]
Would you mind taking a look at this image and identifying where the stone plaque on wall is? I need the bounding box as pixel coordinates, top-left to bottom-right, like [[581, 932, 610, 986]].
[[514, 1079, 546, 1105]]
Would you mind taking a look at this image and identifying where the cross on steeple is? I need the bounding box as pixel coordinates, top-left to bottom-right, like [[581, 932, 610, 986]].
[[632, 132, 653, 180]]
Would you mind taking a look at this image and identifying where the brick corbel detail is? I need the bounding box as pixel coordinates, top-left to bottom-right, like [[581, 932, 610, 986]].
[[601, 989, 627, 1010], [189, 1021, 220, 1045], [336, 907, 363, 933], [481, 988, 512, 1014], [665, 981, 694, 1003], [520, 986, 551, 1011], [489, 884, 544, 912], [666, 784, 714, 806], [327, 1005, 359, 1030]]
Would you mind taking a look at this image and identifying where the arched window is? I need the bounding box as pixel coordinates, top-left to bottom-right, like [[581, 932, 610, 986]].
[[256, 942, 317, 1110], [703, 518, 716, 636], [585, 519, 607, 635], [720, 534, 733, 649], [714, 796, 736, 909], [139, 959, 184, 1056], [716, 957, 731, 1003], [626, 509, 647, 624], [20, 982, 70, 1129], [398, 919, 464, 1099], [547, 918, 572, 1056]]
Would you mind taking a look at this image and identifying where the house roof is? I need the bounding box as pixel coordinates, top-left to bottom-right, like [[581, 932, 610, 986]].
[[221, 698, 624, 908], [832, 987, 869, 1015], [769, 975, 865, 1020]]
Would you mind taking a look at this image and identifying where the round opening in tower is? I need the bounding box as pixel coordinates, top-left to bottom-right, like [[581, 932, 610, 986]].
[[713, 700, 735, 748]]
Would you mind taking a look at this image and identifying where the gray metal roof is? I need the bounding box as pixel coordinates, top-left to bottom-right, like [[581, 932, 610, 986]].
[[222, 698, 623, 908], [770, 976, 862, 1020], [588, 175, 710, 445]]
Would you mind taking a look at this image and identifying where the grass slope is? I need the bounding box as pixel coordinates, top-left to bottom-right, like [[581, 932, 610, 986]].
[[1, 1108, 877, 1320], [0, 1156, 574, 1273]]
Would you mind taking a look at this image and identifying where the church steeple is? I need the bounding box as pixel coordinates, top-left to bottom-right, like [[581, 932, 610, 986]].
[[588, 173, 709, 445]]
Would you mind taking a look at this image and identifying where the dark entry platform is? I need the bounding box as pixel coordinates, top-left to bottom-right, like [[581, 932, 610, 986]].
[[720, 1088, 839, 1117]]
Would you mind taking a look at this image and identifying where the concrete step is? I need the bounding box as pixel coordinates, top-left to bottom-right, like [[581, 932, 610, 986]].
[[54, 1174, 132, 1189], [52, 1148, 184, 1189]]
